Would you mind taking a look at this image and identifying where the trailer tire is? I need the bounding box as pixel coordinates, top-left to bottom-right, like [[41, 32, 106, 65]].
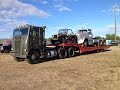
[[14, 57, 25, 62], [68, 47, 75, 57], [58, 47, 67, 59], [27, 51, 40, 64]]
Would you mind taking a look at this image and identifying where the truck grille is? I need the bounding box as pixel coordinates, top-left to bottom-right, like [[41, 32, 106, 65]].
[[15, 41, 21, 54]]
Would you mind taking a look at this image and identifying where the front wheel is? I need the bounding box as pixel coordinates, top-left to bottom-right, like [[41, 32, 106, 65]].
[[27, 51, 40, 64]]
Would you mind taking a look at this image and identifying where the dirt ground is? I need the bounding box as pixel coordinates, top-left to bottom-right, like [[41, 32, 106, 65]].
[[0, 46, 120, 90]]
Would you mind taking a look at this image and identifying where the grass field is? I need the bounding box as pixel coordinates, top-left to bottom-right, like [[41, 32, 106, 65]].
[[0, 46, 120, 90]]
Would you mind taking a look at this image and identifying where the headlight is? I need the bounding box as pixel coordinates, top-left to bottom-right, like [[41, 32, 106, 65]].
[[24, 49, 27, 51], [0, 46, 3, 50]]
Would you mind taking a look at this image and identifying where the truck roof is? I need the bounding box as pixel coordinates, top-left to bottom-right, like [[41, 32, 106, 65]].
[[15, 24, 46, 29]]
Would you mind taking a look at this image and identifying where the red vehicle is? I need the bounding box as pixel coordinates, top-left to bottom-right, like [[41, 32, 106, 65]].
[[0, 40, 12, 53]]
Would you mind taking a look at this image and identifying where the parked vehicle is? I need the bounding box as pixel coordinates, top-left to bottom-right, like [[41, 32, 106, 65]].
[[0, 40, 12, 53], [93, 38, 106, 46], [51, 29, 77, 44], [12, 24, 110, 64], [76, 29, 93, 46]]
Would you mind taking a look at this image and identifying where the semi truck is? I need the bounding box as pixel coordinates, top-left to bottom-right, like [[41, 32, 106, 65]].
[[12, 24, 110, 64]]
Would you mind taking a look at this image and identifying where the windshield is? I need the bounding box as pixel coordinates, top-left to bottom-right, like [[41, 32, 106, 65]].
[[59, 29, 68, 34], [13, 28, 28, 36]]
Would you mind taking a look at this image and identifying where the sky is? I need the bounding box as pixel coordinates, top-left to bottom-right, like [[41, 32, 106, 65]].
[[0, 0, 120, 39]]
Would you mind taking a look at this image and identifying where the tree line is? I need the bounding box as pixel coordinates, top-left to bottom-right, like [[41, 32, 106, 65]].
[[105, 34, 120, 40]]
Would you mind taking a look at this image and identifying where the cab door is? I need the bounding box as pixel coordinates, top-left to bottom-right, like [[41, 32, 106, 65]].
[[29, 26, 45, 50], [29, 27, 39, 49]]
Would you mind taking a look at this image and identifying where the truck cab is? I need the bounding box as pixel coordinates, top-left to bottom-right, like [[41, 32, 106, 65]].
[[12, 24, 46, 62]]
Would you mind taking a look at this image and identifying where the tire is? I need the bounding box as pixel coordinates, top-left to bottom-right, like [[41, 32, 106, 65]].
[[51, 40, 56, 45], [14, 56, 25, 62], [70, 36, 77, 44], [4, 49, 10, 53], [27, 51, 40, 64], [83, 39, 88, 47], [68, 47, 75, 57], [58, 47, 67, 59], [58, 37, 66, 44], [1, 51, 4, 53]]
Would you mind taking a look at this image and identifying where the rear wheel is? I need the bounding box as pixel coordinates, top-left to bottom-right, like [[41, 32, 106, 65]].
[[68, 47, 75, 57], [83, 39, 88, 47], [58, 47, 67, 59], [27, 51, 40, 64], [70, 36, 77, 44]]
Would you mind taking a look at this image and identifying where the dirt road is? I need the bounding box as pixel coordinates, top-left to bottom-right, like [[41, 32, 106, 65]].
[[0, 46, 120, 90]]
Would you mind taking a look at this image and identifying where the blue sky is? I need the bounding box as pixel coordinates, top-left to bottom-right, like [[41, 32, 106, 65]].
[[0, 0, 120, 38]]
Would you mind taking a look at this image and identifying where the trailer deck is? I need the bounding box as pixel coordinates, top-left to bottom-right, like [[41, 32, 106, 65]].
[[47, 43, 110, 53]]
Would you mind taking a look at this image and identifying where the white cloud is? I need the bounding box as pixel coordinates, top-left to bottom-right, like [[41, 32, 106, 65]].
[[55, 4, 71, 11], [0, 0, 49, 18], [53, 0, 80, 11], [101, 9, 112, 13], [40, 0, 48, 4], [106, 24, 120, 30], [0, 0, 50, 38]]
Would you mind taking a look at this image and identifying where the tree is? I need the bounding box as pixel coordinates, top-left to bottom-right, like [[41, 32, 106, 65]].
[[105, 34, 120, 40]]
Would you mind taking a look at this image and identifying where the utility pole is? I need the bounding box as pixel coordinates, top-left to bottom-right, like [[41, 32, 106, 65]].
[[112, 5, 120, 42]]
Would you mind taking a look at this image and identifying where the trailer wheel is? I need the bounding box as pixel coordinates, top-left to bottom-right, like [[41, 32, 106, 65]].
[[68, 47, 75, 57], [27, 51, 40, 64], [58, 47, 67, 59], [14, 57, 25, 62]]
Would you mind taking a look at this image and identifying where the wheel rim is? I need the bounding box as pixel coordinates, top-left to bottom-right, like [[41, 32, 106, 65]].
[[28, 51, 40, 64], [31, 54, 37, 61]]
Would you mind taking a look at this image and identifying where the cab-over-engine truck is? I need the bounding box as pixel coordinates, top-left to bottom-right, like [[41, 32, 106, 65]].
[[12, 24, 110, 64]]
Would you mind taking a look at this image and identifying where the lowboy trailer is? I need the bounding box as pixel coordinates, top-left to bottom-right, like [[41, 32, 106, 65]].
[[46, 43, 110, 59]]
